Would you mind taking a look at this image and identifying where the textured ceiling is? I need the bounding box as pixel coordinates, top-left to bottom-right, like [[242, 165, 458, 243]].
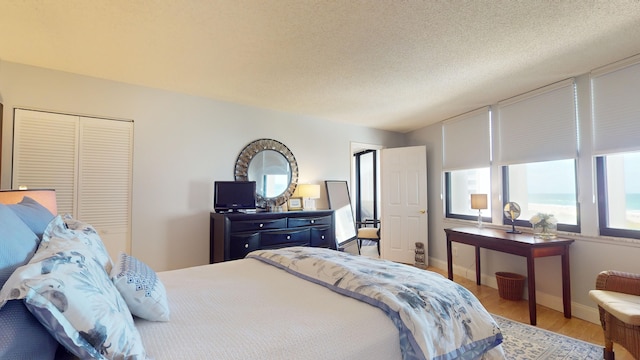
[[1, 1, 640, 133]]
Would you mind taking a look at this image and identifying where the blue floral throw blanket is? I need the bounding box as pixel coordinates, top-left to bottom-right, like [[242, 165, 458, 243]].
[[247, 247, 503, 360]]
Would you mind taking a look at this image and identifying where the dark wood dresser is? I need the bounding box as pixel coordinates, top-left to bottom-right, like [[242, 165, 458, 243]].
[[209, 210, 336, 263]]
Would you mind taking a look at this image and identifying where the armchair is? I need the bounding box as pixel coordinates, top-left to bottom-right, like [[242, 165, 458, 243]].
[[589, 270, 640, 360]]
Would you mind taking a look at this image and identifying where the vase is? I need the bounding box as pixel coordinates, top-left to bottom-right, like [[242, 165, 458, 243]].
[[533, 222, 557, 239]]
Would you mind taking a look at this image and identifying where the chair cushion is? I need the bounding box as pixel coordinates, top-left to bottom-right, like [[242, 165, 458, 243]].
[[589, 289, 640, 326], [357, 227, 380, 240]]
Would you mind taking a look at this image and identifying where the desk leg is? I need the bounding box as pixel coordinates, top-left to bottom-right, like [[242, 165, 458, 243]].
[[526, 256, 537, 325], [447, 238, 453, 280], [475, 246, 481, 285], [562, 248, 572, 318]]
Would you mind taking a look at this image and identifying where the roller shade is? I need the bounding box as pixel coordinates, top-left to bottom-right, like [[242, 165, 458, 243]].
[[591, 55, 640, 155], [497, 79, 577, 165], [442, 107, 491, 171]]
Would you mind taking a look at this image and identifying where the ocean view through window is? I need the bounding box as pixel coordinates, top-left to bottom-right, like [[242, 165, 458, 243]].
[[503, 159, 579, 232]]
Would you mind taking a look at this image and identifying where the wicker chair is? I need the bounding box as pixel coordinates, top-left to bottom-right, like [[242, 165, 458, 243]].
[[589, 270, 640, 360]]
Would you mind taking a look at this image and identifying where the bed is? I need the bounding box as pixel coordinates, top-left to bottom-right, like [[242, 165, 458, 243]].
[[0, 189, 505, 360]]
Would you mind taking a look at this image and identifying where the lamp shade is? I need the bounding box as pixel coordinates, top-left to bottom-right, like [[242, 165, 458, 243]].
[[470, 194, 488, 210], [297, 184, 320, 199], [0, 189, 57, 214]]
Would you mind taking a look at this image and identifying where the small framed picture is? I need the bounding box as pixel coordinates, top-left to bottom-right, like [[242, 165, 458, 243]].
[[288, 197, 302, 211]]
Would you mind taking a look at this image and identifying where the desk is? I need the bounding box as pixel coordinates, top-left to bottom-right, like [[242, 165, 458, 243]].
[[444, 227, 574, 325]]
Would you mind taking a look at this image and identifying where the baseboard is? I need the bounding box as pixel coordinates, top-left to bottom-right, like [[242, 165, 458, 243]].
[[428, 257, 600, 325]]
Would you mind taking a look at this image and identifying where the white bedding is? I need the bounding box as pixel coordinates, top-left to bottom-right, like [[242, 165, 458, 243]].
[[135, 258, 404, 360]]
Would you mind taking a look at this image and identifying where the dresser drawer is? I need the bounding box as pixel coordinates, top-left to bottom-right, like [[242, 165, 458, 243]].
[[229, 232, 261, 260], [261, 228, 310, 247], [310, 226, 333, 247], [288, 215, 332, 228], [230, 218, 287, 233]]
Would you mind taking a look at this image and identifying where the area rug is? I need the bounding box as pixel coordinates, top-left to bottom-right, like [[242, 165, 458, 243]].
[[493, 314, 602, 359]]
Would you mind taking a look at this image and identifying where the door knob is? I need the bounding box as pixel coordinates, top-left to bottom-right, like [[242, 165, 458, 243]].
[[419, 210, 426, 214]]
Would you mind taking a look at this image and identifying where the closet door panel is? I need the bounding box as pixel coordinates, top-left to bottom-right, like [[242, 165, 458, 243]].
[[78, 117, 133, 257], [13, 109, 79, 215]]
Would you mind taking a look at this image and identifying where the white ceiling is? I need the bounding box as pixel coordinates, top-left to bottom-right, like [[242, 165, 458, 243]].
[[1, 1, 640, 133]]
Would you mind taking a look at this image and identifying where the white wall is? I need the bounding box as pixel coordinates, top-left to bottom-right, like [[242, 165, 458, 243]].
[[0, 60, 405, 271], [405, 73, 640, 324]]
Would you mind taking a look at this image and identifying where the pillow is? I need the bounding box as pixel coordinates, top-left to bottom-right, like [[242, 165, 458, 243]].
[[0, 300, 59, 360], [0, 204, 59, 359], [42, 215, 114, 274], [0, 235, 148, 360], [0, 204, 40, 285], [7, 196, 55, 239], [111, 252, 170, 321]]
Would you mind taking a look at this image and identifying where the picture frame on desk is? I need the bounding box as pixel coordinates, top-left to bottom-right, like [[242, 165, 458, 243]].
[[288, 197, 302, 211]]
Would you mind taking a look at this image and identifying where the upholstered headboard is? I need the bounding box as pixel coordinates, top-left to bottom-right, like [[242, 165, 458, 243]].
[[0, 189, 57, 214]]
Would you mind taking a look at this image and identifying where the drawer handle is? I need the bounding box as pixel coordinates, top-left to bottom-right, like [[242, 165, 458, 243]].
[[311, 220, 315, 224], [244, 244, 249, 248], [287, 235, 291, 240], [259, 223, 264, 228], [321, 235, 325, 239]]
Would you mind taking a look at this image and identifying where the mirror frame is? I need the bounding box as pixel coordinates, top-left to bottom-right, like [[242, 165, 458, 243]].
[[234, 138, 299, 208]]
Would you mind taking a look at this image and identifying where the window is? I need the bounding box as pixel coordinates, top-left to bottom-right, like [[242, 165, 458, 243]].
[[502, 159, 579, 232], [596, 152, 640, 239], [592, 56, 640, 239], [442, 107, 492, 221], [445, 167, 491, 221], [353, 149, 378, 223]]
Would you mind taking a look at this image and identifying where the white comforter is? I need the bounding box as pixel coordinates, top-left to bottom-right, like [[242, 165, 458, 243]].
[[135, 258, 403, 360], [135, 253, 505, 360]]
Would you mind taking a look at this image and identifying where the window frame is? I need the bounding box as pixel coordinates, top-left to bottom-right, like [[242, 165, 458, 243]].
[[444, 171, 492, 223], [501, 161, 580, 233], [595, 156, 640, 239]]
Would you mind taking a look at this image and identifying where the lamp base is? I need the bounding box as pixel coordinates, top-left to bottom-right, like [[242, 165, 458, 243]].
[[302, 198, 316, 211]]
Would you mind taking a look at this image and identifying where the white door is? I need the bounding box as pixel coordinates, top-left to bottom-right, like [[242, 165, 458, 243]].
[[381, 146, 428, 264]]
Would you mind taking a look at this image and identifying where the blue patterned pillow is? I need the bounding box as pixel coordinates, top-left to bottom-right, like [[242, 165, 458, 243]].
[[7, 196, 55, 240], [112, 252, 170, 321], [0, 235, 147, 360]]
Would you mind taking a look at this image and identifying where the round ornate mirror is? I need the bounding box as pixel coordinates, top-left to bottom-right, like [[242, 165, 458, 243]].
[[235, 139, 299, 208]]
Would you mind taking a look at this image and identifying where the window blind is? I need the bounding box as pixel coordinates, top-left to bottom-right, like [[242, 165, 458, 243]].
[[497, 79, 577, 165], [591, 55, 640, 155], [442, 107, 491, 171]]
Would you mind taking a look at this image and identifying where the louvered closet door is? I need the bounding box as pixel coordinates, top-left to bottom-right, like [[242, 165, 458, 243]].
[[13, 110, 79, 215], [13, 109, 133, 259], [78, 117, 133, 257]]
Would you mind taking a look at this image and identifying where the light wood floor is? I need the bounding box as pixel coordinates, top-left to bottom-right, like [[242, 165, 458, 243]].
[[426, 266, 634, 360]]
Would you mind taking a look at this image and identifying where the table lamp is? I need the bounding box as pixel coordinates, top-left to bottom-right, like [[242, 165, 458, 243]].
[[470, 193, 488, 228], [297, 184, 320, 211]]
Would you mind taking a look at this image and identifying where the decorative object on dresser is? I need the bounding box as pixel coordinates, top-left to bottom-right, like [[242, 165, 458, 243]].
[[234, 138, 298, 210], [287, 197, 302, 211], [209, 210, 336, 263]]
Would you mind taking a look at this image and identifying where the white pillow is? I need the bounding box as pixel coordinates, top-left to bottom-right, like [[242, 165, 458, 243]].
[[111, 252, 170, 322], [0, 235, 147, 360]]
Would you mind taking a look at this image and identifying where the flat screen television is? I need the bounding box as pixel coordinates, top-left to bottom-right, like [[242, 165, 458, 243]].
[[214, 181, 256, 213]]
